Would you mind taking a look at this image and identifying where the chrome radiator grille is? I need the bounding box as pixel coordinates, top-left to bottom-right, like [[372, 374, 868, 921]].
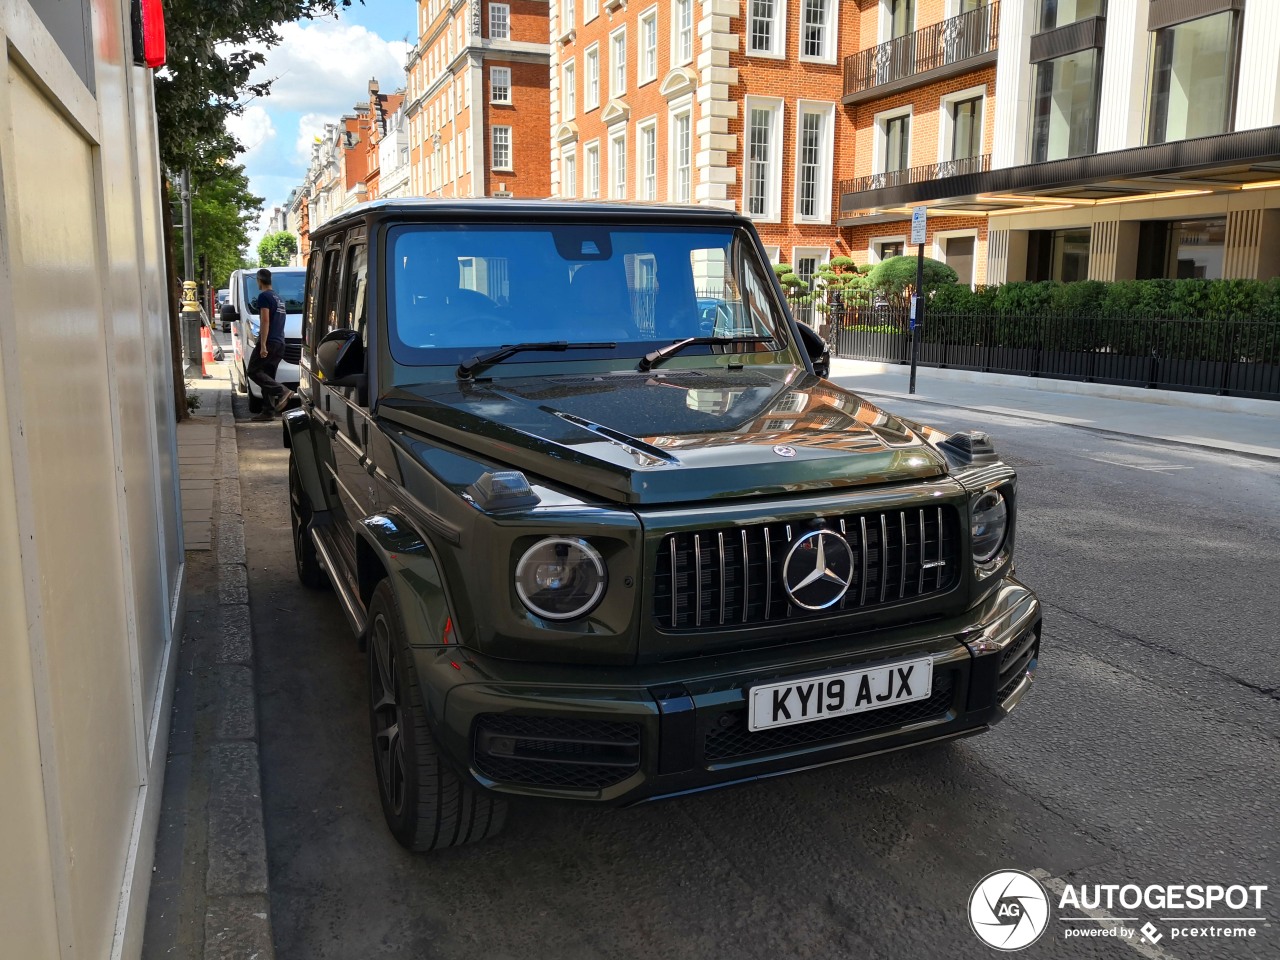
[[653, 506, 960, 631]]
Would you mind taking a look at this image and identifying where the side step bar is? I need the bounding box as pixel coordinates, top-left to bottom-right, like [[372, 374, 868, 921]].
[[310, 525, 368, 638]]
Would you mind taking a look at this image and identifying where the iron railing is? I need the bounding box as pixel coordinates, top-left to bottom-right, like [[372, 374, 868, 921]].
[[843, 2, 1000, 99], [794, 301, 1280, 401], [838, 153, 991, 200]]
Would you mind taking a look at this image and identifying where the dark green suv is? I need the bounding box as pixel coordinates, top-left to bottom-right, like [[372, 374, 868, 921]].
[[284, 200, 1041, 851]]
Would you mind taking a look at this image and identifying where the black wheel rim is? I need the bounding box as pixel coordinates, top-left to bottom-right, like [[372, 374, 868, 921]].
[[370, 613, 406, 816], [289, 465, 306, 571]]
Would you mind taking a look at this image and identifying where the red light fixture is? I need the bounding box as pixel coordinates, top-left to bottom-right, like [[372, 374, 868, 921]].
[[131, 0, 167, 69]]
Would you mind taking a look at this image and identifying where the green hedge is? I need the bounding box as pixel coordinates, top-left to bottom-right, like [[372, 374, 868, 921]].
[[928, 278, 1280, 323]]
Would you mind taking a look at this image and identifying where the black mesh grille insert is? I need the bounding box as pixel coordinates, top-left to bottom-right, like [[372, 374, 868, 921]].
[[704, 671, 956, 762], [283, 338, 303, 365], [473, 715, 641, 790], [654, 506, 961, 630], [998, 632, 1038, 703]]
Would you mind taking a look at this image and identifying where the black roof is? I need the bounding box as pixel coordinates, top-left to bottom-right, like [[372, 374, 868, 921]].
[[313, 197, 752, 236]]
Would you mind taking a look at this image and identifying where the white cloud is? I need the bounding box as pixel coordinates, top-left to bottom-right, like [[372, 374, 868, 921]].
[[249, 21, 409, 115], [294, 112, 330, 165], [226, 104, 276, 156]]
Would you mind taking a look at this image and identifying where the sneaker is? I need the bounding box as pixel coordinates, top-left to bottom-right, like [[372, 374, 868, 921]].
[[251, 409, 274, 421], [274, 389, 297, 413]]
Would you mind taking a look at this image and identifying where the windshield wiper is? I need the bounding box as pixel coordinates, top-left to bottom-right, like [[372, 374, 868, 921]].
[[456, 341, 617, 380], [637, 336, 776, 372]]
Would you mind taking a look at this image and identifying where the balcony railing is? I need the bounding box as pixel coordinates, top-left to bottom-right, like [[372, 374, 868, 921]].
[[838, 153, 991, 201], [843, 2, 1000, 100]]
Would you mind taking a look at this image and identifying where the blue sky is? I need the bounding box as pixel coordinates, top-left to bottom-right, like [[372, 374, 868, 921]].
[[226, 3, 416, 245]]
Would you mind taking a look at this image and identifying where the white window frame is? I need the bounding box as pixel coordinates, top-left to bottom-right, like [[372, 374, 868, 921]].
[[937, 84, 987, 164], [638, 7, 659, 86], [667, 95, 694, 203], [561, 0, 576, 37], [562, 58, 576, 120], [585, 0, 599, 23], [491, 125, 513, 171], [763, 245, 782, 263], [792, 246, 830, 286], [585, 43, 600, 111], [489, 2, 511, 40], [490, 66, 512, 105], [793, 100, 835, 224], [870, 235, 908, 263], [672, 0, 695, 66], [561, 144, 578, 197], [931, 228, 980, 288], [609, 129, 627, 199], [798, 0, 838, 63], [610, 25, 628, 97], [873, 104, 913, 175], [746, 0, 788, 59], [585, 139, 601, 198], [637, 117, 658, 200], [743, 96, 784, 222]]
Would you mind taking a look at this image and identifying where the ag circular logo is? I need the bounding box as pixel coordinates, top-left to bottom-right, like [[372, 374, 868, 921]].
[[968, 870, 1050, 951], [782, 530, 854, 610], [772, 444, 797, 458]]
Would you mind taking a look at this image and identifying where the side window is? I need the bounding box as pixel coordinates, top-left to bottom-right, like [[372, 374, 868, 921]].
[[303, 255, 324, 347], [319, 246, 343, 341], [342, 244, 369, 344]]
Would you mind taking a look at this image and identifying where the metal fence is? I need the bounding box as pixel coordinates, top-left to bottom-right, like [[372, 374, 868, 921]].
[[800, 302, 1280, 401]]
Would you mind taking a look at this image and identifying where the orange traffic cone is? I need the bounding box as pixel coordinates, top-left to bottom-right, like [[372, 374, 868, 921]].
[[200, 323, 215, 379]]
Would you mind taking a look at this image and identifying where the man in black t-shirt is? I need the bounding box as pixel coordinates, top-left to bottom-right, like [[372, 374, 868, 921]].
[[246, 268, 295, 420]]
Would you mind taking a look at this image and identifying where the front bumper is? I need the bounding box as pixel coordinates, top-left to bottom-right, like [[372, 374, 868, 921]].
[[425, 578, 1040, 804]]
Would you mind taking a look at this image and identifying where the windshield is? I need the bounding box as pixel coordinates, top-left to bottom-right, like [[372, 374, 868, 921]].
[[385, 222, 791, 367], [243, 272, 306, 314]]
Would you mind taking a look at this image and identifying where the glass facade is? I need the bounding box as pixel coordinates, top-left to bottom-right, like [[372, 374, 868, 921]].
[[1147, 11, 1237, 145], [1039, 0, 1105, 33], [1030, 48, 1100, 162], [1050, 229, 1090, 282]]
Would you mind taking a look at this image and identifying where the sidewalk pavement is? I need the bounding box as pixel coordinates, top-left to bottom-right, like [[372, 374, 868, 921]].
[[830, 359, 1280, 460], [145, 354, 276, 960]]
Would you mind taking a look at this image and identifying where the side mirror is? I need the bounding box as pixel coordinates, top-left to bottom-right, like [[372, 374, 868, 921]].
[[795, 322, 831, 379], [220, 303, 239, 325], [316, 328, 366, 385]]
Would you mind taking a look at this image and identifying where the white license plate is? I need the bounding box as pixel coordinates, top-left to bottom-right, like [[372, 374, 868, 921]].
[[748, 657, 934, 732]]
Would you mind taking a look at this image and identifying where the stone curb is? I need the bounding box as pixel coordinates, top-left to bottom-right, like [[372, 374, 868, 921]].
[[204, 393, 275, 960]]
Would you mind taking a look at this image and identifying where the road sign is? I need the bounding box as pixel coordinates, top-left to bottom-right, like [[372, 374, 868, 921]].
[[911, 206, 927, 245]]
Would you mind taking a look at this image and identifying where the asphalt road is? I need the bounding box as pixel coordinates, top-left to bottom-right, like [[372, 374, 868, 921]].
[[238, 387, 1280, 960]]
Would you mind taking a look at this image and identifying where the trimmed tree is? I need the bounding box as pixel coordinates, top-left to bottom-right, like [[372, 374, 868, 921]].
[[258, 230, 299, 267]]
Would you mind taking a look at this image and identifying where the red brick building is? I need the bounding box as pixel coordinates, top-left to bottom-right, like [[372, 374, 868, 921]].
[[358, 79, 406, 201], [551, 0, 999, 284], [405, 0, 552, 199]]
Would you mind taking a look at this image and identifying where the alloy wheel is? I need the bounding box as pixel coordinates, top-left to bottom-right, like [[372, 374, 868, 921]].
[[369, 614, 406, 816]]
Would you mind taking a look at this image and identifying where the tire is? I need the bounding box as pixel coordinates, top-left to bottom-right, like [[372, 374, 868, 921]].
[[367, 580, 507, 851], [288, 458, 329, 591]]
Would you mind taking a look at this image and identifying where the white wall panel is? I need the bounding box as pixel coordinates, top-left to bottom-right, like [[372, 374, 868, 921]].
[[1235, 0, 1280, 131], [992, 0, 1036, 167], [1095, 0, 1148, 152], [8, 64, 141, 956]]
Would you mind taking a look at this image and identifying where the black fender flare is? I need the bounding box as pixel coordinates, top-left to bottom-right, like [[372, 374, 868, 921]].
[[283, 408, 328, 510], [356, 511, 458, 730]]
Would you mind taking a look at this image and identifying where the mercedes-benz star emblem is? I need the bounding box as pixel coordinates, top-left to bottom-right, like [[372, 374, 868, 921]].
[[782, 530, 855, 610], [773, 444, 797, 458]]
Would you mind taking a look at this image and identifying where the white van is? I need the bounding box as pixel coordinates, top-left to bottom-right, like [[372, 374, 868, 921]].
[[223, 267, 307, 412]]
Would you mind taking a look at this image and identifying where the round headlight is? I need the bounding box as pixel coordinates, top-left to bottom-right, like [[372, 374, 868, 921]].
[[971, 490, 1008, 563], [515, 537, 607, 621]]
